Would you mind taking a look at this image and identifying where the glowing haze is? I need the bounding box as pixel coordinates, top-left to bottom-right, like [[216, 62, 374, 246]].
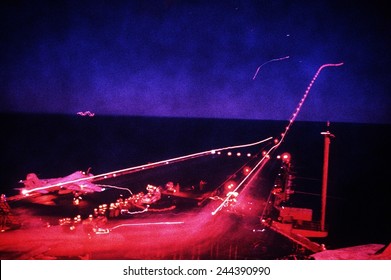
[[1, 1, 389, 123]]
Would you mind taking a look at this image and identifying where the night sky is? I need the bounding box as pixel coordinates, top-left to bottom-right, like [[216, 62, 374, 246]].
[[1, 1, 390, 124]]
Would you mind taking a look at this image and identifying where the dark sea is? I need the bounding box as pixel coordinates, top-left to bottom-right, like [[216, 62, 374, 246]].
[[1, 113, 390, 251]]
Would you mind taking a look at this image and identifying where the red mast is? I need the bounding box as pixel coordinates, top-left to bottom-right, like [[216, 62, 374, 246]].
[[320, 122, 334, 232]]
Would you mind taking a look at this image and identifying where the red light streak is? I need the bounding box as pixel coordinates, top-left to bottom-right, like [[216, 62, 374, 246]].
[[21, 136, 273, 195], [212, 62, 344, 216], [108, 221, 185, 232]]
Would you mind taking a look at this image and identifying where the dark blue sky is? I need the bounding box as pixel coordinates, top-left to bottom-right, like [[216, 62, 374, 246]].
[[1, 1, 390, 123]]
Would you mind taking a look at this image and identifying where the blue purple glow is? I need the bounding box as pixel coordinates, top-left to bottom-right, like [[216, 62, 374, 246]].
[[1, 1, 389, 123]]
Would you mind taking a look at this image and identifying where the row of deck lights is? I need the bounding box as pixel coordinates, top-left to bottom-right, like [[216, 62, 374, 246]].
[[223, 151, 252, 157]]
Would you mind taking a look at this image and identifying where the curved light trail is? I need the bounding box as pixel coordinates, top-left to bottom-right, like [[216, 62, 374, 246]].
[[212, 62, 344, 215], [252, 56, 290, 80]]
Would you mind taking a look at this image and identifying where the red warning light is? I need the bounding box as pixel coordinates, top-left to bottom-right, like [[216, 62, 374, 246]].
[[242, 166, 251, 175], [281, 152, 291, 163], [225, 180, 236, 191]]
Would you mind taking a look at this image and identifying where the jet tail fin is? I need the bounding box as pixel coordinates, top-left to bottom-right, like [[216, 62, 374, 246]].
[[23, 173, 43, 189]]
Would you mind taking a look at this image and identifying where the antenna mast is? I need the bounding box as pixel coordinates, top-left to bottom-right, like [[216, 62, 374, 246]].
[[320, 121, 335, 232]]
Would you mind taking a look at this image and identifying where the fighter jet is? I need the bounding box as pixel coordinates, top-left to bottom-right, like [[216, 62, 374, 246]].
[[18, 170, 105, 196]]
